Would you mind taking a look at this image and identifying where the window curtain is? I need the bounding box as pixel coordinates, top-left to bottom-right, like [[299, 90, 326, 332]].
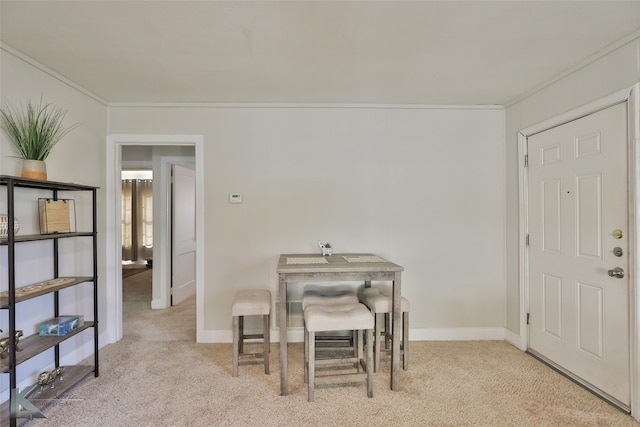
[[122, 179, 153, 262]]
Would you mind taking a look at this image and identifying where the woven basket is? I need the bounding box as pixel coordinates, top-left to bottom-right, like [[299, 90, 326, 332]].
[[0, 215, 20, 238]]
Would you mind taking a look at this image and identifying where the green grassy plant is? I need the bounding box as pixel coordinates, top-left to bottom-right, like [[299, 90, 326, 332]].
[[0, 98, 79, 160]]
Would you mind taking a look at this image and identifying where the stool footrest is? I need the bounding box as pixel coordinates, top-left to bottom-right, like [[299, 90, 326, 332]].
[[315, 356, 359, 366], [315, 345, 354, 353], [241, 333, 265, 340], [239, 352, 267, 358], [314, 372, 368, 385]]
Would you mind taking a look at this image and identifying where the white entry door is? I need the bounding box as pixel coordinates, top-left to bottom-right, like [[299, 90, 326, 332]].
[[171, 164, 196, 305], [527, 102, 629, 407]]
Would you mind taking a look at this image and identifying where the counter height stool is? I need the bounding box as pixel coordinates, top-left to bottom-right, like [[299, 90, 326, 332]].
[[232, 289, 271, 377], [358, 286, 410, 373], [302, 284, 359, 351], [304, 303, 374, 402]]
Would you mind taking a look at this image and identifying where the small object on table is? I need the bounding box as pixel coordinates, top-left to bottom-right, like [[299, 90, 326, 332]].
[[318, 241, 333, 256]]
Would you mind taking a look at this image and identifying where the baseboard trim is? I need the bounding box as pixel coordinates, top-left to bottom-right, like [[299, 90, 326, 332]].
[[197, 327, 508, 344], [504, 328, 526, 350]]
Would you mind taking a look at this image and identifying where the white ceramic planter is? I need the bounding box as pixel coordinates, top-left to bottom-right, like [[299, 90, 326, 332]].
[[22, 159, 47, 180]]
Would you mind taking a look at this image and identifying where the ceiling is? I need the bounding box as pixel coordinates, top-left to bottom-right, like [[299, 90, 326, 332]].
[[1, 1, 640, 106]]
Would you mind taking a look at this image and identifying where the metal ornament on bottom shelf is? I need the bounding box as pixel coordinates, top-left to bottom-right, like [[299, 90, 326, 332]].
[[37, 366, 65, 391], [0, 214, 20, 238]]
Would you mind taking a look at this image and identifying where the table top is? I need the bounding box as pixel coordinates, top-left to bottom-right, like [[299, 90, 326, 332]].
[[277, 253, 403, 274]]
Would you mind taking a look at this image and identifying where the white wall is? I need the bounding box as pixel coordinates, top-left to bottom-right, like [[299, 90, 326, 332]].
[[108, 105, 506, 339], [504, 37, 640, 336], [0, 48, 108, 399], [1, 42, 508, 367]]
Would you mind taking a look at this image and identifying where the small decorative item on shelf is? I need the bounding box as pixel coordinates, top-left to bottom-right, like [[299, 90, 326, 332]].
[[318, 241, 333, 256], [39, 315, 83, 337], [37, 366, 64, 391], [38, 198, 76, 234], [0, 329, 24, 359], [0, 277, 76, 298], [0, 97, 79, 181], [0, 214, 20, 238]]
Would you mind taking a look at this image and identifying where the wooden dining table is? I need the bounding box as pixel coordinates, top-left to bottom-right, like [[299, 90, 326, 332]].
[[277, 253, 404, 396]]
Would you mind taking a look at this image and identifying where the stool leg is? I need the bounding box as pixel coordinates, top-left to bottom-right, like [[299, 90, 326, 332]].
[[238, 315, 244, 354], [263, 313, 270, 374], [308, 330, 315, 402], [232, 315, 240, 377], [366, 328, 373, 398], [356, 329, 363, 373], [384, 312, 391, 350], [374, 312, 383, 373], [304, 326, 309, 384], [403, 311, 409, 370]]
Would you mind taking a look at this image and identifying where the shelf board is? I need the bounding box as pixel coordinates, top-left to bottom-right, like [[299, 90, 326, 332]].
[[0, 322, 95, 372], [0, 365, 95, 426], [0, 175, 98, 191], [0, 277, 94, 308], [0, 232, 95, 245]]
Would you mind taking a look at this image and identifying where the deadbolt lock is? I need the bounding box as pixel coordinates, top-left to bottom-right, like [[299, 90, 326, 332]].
[[612, 229, 624, 239], [613, 247, 624, 257]]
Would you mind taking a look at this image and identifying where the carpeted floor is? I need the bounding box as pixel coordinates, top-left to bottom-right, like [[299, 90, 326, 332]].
[[122, 265, 149, 279], [26, 269, 640, 426]]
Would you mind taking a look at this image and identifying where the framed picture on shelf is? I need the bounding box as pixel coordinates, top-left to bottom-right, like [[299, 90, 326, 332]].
[[38, 198, 76, 234]]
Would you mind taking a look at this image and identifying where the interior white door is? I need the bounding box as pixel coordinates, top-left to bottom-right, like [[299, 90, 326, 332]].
[[527, 102, 629, 407], [171, 164, 196, 305]]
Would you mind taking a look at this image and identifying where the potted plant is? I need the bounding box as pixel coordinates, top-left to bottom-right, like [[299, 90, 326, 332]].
[[0, 98, 79, 180], [319, 241, 333, 256]]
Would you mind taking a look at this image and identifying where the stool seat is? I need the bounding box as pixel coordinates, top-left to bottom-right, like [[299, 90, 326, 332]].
[[357, 286, 382, 299], [305, 303, 374, 332], [359, 292, 410, 314], [302, 285, 358, 310], [232, 289, 271, 316]]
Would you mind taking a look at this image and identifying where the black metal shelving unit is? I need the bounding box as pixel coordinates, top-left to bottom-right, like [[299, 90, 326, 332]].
[[0, 175, 99, 426]]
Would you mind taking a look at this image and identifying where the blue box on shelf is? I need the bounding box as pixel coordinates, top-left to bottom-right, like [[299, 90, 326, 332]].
[[39, 316, 83, 336]]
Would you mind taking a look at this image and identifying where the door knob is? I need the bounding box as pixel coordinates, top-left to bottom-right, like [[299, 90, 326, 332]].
[[608, 267, 625, 278]]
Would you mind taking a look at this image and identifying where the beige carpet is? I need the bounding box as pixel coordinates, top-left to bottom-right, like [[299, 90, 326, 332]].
[[26, 269, 639, 426], [122, 265, 149, 279]]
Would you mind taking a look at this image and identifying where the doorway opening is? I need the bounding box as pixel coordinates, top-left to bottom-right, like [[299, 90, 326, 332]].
[[106, 134, 204, 345]]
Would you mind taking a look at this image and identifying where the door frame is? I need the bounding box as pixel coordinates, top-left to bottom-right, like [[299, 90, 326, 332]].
[[105, 134, 205, 344], [517, 83, 640, 416]]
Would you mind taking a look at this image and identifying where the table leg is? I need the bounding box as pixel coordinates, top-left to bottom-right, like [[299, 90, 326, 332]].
[[279, 274, 288, 395], [391, 271, 401, 390]]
